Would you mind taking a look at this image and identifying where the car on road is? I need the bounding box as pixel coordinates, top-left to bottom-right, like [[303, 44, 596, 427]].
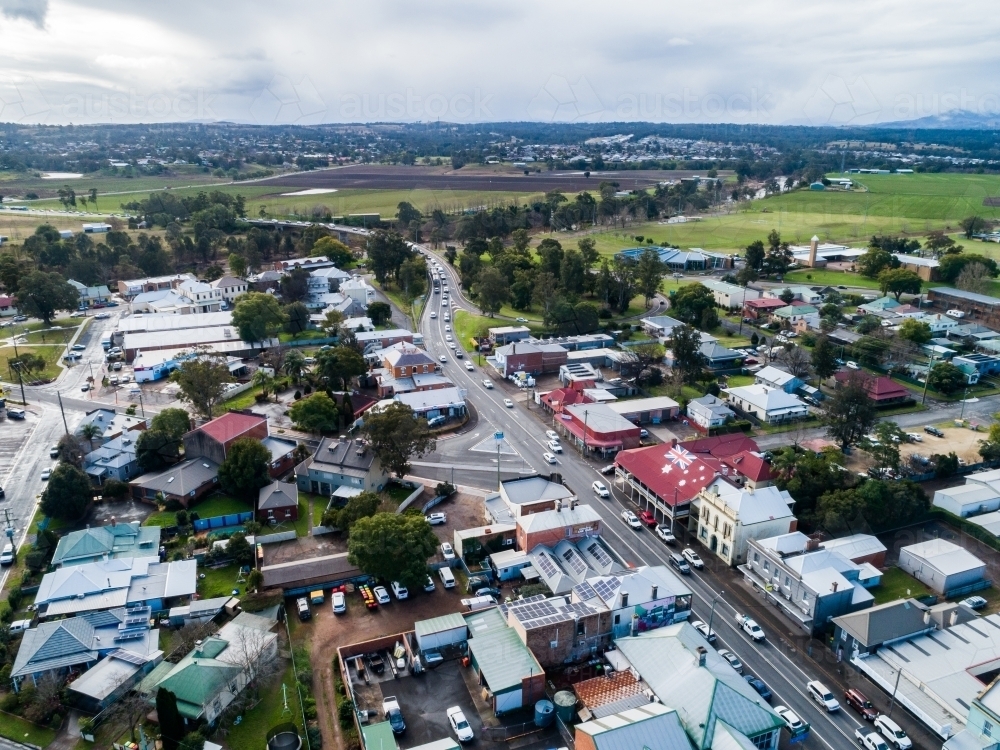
[[669, 552, 691, 574], [682, 548, 704, 569], [639, 429, 649, 439], [774, 705, 805, 733], [621, 509, 642, 529], [390, 581, 409, 600], [80, 383, 90, 392], [637, 510, 657, 527], [961, 595, 988, 610], [543, 452, 557, 464], [600, 464, 615, 475], [874, 715, 912, 749], [440, 355, 447, 362], [441, 542, 456, 560], [332, 591, 346, 614], [846, 360, 860, 370], [545, 430, 559, 441], [718, 649, 743, 673], [465, 361, 474, 371], [49, 445, 59, 459], [445, 325, 451, 331], [455, 350, 463, 359], [844, 688, 879, 721], [547, 440, 562, 453], [445, 334, 452, 341], [448, 342, 456, 350], [745, 675, 772, 702], [12, 316, 26, 322], [807, 680, 840, 711], [504, 398, 514, 408], [444, 313, 450, 321], [655, 524, 676, 544], [427, 512, 447, 525], [592, 481, 610, 498], [924, 425, 944, 437], [430, 311, 437, 318], [41, 467, 52, 480], [71, 344, 86, 351], [447, 706, 474, 743], [373, 586, 391, 605], [691, 620, 717, 642], [482, 379, 493, 389], [735, 614, 765, 642]]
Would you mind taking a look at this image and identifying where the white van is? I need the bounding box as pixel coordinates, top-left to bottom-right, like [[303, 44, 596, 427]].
[[0, 544, 13, 566], [438, 567, 456, 589], [946, 309, 967, 319], [9, 619, 31, 634], [460, 595, 497, 611]]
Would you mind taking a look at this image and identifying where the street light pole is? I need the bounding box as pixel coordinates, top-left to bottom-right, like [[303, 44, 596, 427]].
[[707, 590, 724, 640]]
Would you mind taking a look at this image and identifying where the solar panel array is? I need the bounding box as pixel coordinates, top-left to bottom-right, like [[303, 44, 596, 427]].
[[593, 576, 622, 603], [586, 540, 613, 568], [534, 552, 559, 579], [574, 581, 598, 601], [562, 547, 588, 576], [510, 597, 576, 629]]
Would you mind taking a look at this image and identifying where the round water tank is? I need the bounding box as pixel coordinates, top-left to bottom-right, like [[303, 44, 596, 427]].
[[534, 699, 555, 727], [553, 691, 576, 722]]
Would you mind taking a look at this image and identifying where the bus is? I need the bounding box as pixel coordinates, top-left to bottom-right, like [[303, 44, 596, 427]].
[[100, 332, 112, 350]]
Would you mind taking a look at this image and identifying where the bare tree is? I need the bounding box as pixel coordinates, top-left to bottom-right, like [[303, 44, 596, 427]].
[[220, 624, 280, 707], [956, 262, 991, 294], [778, 346, 812, 378], [102, 679, 150, 743]]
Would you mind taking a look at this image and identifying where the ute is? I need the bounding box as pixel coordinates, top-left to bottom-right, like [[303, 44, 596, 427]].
[[735, 613, 765, 642], [856, 729, 889, 750], [383, 696, 406, 734]]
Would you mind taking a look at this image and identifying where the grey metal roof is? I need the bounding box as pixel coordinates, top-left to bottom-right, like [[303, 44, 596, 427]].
[[130, 458, 219, 496], [259, 481, 297, 511], [501, 476, 573, 506], [832, 598, 930, 647], [932, 287, 1000, 306], [308, 437, 376, 473], [576, 703, 691, 750]]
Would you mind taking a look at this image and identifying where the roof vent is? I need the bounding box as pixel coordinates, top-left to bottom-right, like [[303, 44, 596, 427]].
[[203, 463, 210, 468], [696, 646, 707, 667]]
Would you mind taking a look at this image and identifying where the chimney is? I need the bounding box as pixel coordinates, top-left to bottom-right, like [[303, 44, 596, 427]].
[[195, 640, 203, 654], [950, 609, 960, 627], [555, 499, 562, 512], [808, 235, 819, 267], [621, 592, 629, 607], [805, 536, 820, 552], [570, 498, 578, 510], [924, 610, 932, 625], [696, 646, 708, 668], [110, 516, 116, 527], [651, 585, 658, 600], [831, 581, 838, 593], [671, 438, 678, 449]]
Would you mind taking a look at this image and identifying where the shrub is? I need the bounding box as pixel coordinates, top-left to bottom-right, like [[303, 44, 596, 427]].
[[338, 698, 355, 728], [102, 479, 129, 499], [598, 308, 612, 319], [304, 383, 313, 394], [0, 602, 12, 623], [307, 726, 323, 749], [7, 587, 22, 611], [49, 713, 63, 729], [24, 549, 48, 573], [294, 391, 302, 400], [0, 692, 18, 712], [303, 697, 317, 720]]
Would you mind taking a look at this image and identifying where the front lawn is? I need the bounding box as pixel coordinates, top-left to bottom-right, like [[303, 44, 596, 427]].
[[143, 494, 253, 527], [874, 567, 932, 604], [383, 480, 415, 506], [0, 708, 58, 747]]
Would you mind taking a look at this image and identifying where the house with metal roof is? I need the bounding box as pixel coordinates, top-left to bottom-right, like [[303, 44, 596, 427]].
[[575, 702, 694, 750], [571, 565, 693, 638], [897, 539, 987, 596], [77, 408, 148, 446], [686, 395, 735, 432], [614, 624, 785, 750], [52, 521, 160, 568], [84, 433, 141, 485], [294, 435, 388, 497], [724, 384, 808, 424], [753, 365, 802, 394], [526, 537, 622, 595], [463, 607, 545, 715], [129, 457, 221, 508], [693, 478, 796, 567], [182, 411, 267, 467], [257, 481, 298, 523], [393, 387, 467, 420]]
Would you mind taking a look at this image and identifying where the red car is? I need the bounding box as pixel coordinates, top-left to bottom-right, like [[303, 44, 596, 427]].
[[638, 510, 657, 527]]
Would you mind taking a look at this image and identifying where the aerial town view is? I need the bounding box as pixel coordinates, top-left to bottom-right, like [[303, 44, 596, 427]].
[[1, 4, 1000, 750]]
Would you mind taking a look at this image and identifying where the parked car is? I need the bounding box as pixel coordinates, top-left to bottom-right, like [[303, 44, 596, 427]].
[[874, 715, 912, 749], [600, 464, 616, 475], [745, 675, 772, 702], [961, 595, 988, 610], [424, 575, 436, 593], [621, 510, 642, 529], [906, 433, 923, 442], [41, 467, 52, 480], [639, 429, 649, 438], [691, 620, 717, 642], [49, 445, 59, 459], [373, 586, 391, 605], [655, 525, 676, 544], [774, 705, 805, 733], [545, 430, 559, 441], [447, 706, 474, 743], [440, 542, 456, 561], [296, 597, 311, 621], [390, 581, 409, 600], [682, 548, 704, 569], [844, 688, 879, 721], [718, 649, 743, 674], [592, 481, 610, 498], [846, 360, 860, 370], [427, 512, 447, 525], [924, 425, 945, 437], [80, 383, 90, 392], [383, 696, 406, 735], [332, 592, 346, 614], [807, 680, 840, 711], [543, 452, 557, 464], [637, 510, 657, 527]]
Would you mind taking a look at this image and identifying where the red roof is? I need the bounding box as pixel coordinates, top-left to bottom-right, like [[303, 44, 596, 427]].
[[615, 444, 717, 506], [723, 450, 772, 482], [682, 434, 761, 459], [541, 388, 591, 412], [681, 435, 772, 482], [745, 298, 786, 309], [196, 412, 266, 444], [834, 371, 909, 401]]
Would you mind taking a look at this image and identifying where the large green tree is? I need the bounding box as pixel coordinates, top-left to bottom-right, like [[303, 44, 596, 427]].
[[347, 513, 440, 589], [877, 268, 922, 300], [367, 230, 411, 285], [824, 375, 879, 450], [311, 236, 354, 267], [472, 267, 509, 317], [284, 301, 311, 338], [232, 292, 287, 347], [362, 402, 436, 477], [289, 392, 342, 434], [40, 463, 92, 521], [856, 247, 899, 279], [136, 429, 182, 472], [172, 358, 231, 420], [669, 283, 718, 330], [898, 318, 932, 345], [218, 437, 272, 504], [927, 361, 966, 395], [636, 248, 667, 307], [156, 688, 185, 750], [325, 491, 381, 531], [150, 408, 191, 440], [811, 335, 839, 379], [15, 271, 79, 324], [316, 345, 366, 390], [668, 323, 705, 384]]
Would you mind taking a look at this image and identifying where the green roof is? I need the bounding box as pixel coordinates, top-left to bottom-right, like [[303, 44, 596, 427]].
[[465, 608, 541, 694], [158, 661, 241, 712], [414, 613, 467, 637], [361, 721, 398, 750]]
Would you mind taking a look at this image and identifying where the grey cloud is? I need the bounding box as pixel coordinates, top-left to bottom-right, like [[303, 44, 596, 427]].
[[0, 0, 48, 27]]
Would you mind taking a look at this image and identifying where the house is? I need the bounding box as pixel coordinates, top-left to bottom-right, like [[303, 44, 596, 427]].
[[393, 387, 467, 420], [954, 353, 1000, 377], [571, 565, 693, 638], [575, 698, 691, 750], [559, 403, 642, 455], [897, 539, 987, 596], [686, 394, 735, 432], [740, 532, 877, 634], [355, 328, 413, 353], [613, 625, 785, 750], [77, 409, 147, 446], [924, 313, 961, 334], [858, 296, 901, 314], [833, 371, 911, 405], [820, 533, 887, 567], [129, 458, 221, 508], [261, 435, 298, 478], [693, 477, 796, 566], [764, 286, 822, 304], [929, 287, 1000, 328], [516, 501, 603, 551], [948, 323, 1000, 345], [724, 384, 809, 423], [743, 298, 786, 320], [12, 608, 160, 698], [463, 608, 545, 715], [487, 475, 576, 522], [665, 340, 743, 373], [68, 280, 113, 307], [257, 481, 298, 523], [502, 593, 610, 667], [294, 436, 388, 498], [702, 279, 761, 309], [310, 266, 352, 292], [182, 411, 266, 467], [933, 468, 1000, 517], [381, 342, 438, 378], [52, 521, 160, 568], [84, 434, 140, 484], [772, 304, 820, 328], [539, 386, 592, 415], [210, 276, 249, 304], [605, 396, 679, 424], [118, 273, 195, 299], [34, 557, 197, 618], [754, 365, 803, 394], [640, 315, 685, 338], [488, 326, 531, 345], [142, 612, 278, 725], [0, 295, 17, 317], [493, 340, 568, 377]]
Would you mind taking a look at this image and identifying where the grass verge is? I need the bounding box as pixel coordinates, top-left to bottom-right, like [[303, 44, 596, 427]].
[[0, 709, 57, 747], [0, 345, 65, 381]]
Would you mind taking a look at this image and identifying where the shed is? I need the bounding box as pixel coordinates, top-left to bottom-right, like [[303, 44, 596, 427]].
[[897, 539, 987, 596], [414, 612, 468, 652]]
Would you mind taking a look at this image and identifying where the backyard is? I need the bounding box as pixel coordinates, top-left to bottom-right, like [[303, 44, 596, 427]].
[[873, 567, 933, 605], [142, 494, 252, 527]]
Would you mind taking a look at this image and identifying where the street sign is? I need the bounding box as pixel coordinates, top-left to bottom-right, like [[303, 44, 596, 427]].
[[494, 431, 504, 441]]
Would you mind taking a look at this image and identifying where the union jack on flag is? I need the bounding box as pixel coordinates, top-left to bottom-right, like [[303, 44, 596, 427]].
[[665, 446, 694, 470]]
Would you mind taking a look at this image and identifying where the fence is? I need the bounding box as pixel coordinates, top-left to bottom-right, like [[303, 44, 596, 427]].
[[193, 512, 254, 532], [481, 720, 543, 742], [257, 530, 298, 544], [285, 336, 339, 348], [394, 481, 427, 513], [945, 579, 992, 599]]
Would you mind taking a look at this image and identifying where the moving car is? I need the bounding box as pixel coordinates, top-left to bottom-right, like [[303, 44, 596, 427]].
[[621, 510, 642, 529], [669, 552, 691, 575], [735, 614, 765, 642], [592, 481, 610, 498], [504, 398, 514, 408], [718, 649, 743, 673], [745, 675, 772, 702], [427, 512, 447, 525], [445, 334, 452, 341], [445, 325, 451, 332], [49, 445, 59, 459], [296, 597, 311, 621], [332, 591, 346, 614], [874, 715, 912, 749], [638, 510, 657, 527], [774, 705, 805, 733], [80, 384, 90, 392], [543, 452, 557, 464], [447, 706, 474, 743], [430, 311, 437, 318], [41, 467, 52, 480], [682, 548, 704, 569], [390, 581, 409, 600], [844, 688, 878, 721], [807, 680, 840, 711], [691, 620, 717, 642], [373, 586, 391, 605], [441, 542, 456, 560], [856, 729, 889, 750], [655, 525, 675, 544], [71, 344, 85, 351], [547, 440, 563, 453], [483, 379, 493, 389], [465, 361, 474, 371], [440, 354, 447, 362]]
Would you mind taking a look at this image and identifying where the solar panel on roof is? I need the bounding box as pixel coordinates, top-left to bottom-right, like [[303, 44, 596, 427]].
[[593, 577, 621, 602], [586, 541, 613, 568], [562, 548, 587, 575], [574, 582, 597, 600], [535, 552, 559, 579]]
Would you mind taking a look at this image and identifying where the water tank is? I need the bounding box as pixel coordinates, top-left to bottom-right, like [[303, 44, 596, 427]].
[[534, 699, 555, 727], [553, 691, 576, 722]]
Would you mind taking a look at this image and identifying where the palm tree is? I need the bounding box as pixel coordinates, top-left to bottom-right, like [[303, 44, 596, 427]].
[[283, 351, 306, 384], [251, 368, 275, 402], [80, 423, 102, 451]]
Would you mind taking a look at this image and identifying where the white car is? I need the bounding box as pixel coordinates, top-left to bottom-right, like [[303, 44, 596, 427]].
[[621, 510, 642, 529], [774, 705, 805, 733], [691, 620, 717, 643], [543, 452, 557, 464], [718, 649, 743, 673], [547, 440, 563, 453], [430, 311, 437, 319], [332, 591, 346, 614], [390, 581, 409, 600], [846, 360, 860, 370], [545, 430, 559, 441], [682, 548, 705, 569], [445, 325, 451, 332], [447, 706, 474, 743], [94, 312, 111, 320], [444, 314, 450, 321], [448, 342, 456, 350], [906, 433, 923, 442], [372, 586, 391, 605], [655, 525, 676, 544], [440, 354, 447, 362], [465, 361, 474, 371], [482, 379, 493, 389], [592, 481, 610, 498], [41, 467, 52, 480], [807, 680, 840, 711], [874, 715, 912, 750], [441, 542, 456, 560], [80, 383, 90, 392], [504, 398, 514, 408], [445, 334, 453, 342], [427, 512, 447, 525]]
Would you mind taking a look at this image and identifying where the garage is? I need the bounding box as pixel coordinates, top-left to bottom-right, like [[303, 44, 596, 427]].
[[414, 613, 468, 652]]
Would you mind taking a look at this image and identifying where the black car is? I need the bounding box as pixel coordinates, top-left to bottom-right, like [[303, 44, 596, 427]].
[[745, 675, 772, 702], [475, 587, 502, 599], [924, 425, 945, 437], [0, 487, 6, 499]]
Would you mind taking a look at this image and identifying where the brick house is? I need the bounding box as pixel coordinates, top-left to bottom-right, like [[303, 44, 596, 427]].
[[130, 458, 220, 508], [183, 411, 268, 466], [493, 341, 568, 377], [516, 501, 603, 551], [743, 298, 786, 320], [381, 343, 437, 378], [833, 371, 911, 405], [257, 481, 298, 523]]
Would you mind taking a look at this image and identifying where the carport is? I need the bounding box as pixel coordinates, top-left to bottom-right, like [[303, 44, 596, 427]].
[[414, 613, 468, 652], [464, 609, 545, 715]]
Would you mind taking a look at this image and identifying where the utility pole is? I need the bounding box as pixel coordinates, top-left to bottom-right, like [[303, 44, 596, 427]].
[[707, 591, 724, 640], [137, 390, 145, 418], [10, 362, 25, 406], [888, 667, 902, 717], [921, 353, 937, 405], [3, 509, 15, 556], [57, 392, 69, 435]]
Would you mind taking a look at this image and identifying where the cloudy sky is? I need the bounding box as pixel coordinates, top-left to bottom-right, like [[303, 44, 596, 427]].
[[0, 0, 997, 126]]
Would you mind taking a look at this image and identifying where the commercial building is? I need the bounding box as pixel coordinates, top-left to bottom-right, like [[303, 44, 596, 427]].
[[393, 387, 467, 420], [640, 315, 685, 338], [605, 396, 679, 424], [702, 279, 761, 309], [294, 436, 388, 497], [571, 565, 693, 638], [527, 537, 622, 595], [493, 340, 568, 377], [118, 273, 195, 298], [897, 539, 987, 596], [52, 521, 160, 568], [516, 502, 602, 551], [487, 475, 575, 522], [559, 403, 642, 455], [502, 593, 609, 667], [681, 434, 774, 489], [575, 702, 691, 750], [209, 276, 249, 304], [928, 287, 1000, 327], [68, 280, 113, 307], [463, 607, 545, 715], [123, 325, 274, 361], [693, 478, 796, 566], [355, 328, 413, 352], [488, 326, 531, 345], [820, 534, 887, 567], [933, 468, 1000, 517]]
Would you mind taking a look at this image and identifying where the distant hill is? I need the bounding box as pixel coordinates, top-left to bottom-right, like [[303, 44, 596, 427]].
[[878, 110, 1000, 130]]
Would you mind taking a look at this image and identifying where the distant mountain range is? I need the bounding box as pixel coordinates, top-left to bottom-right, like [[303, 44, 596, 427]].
[[877, 110, 1000, 130]]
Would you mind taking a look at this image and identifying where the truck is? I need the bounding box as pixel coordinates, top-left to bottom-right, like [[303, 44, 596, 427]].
[[856, 728, 890, 750], [735, 613, 766, 642], [382, 696, 406, 734], [100, 332, 112, 350]]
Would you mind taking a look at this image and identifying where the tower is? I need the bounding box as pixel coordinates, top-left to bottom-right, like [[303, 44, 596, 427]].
[[808, 235, 819, 267]]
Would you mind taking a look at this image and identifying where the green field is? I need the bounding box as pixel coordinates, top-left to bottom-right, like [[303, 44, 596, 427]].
[[0, 345, 65, 382]]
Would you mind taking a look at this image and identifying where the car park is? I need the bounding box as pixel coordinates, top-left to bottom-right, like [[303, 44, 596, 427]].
[[844, 688, 878, 721], [543, 452, 557, 464], [718, 650, 743, 673], [682, 548, 704, 569], [373, 586, 391, 605], [807, 680, 840, 711], [961, 595, 988, 610], [483, 379, 493, 389], [427, 512, 447, 525], [332, 591, 346, 614], [655, 525, 676, 544], [745, 675, 772, 702], [691, 620, 717, 642], [874, 715, 912, 749], [441, 542, 456, 560], [390, 581, 409, 600], [296, 597, 311, 621], [504, 398, 514, 408], [774, 705, 805, 733], [592, 481, 610, 498], [621, 510, 642, 529], [447, 706, 474, 743], [547, 440, 562, 453]]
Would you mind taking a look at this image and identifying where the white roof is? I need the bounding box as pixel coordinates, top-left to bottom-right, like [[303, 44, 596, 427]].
[[564, 403, 638, 434], [517, 504, 603, 534], [754, 366, 797, 386], [967, 511, 1000, 536], [605, 396, 679, 415], [123, 326, 248, 350], [725, 384, 807, 413], [117, 311, 232, 333], [705, 479, 794, 525], [820, 534, 886, 561], [901, 539, 985, 576], [394, 387, 465, 411]]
